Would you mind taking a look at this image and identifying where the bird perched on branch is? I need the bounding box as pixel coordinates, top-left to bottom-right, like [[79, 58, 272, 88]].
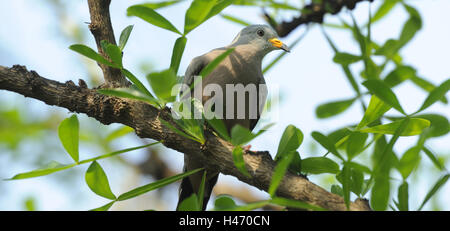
[[177, 24, 290, 210]]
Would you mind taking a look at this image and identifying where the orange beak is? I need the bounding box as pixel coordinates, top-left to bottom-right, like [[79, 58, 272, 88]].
[[269, 38, 290, 52]]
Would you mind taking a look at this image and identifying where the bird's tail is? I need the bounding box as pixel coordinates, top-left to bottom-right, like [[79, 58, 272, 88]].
[[177, 167, 218, 211]]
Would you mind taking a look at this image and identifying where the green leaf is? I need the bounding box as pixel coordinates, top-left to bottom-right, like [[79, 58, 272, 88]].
[[398, 181, 409, 211], [371, 0, 400, 24], [346, 132, 368, 160], [85, 161, 116, 200], [232, 146, 250, 177], [204, 0, 234, 22], [316, 98, 356, 119], [410, 76, 448, 104], [357, 95, 392, 129], [159, 118, 199, 142], [138, 0, 183, 10], [122, 68, 155, 99], [270, 197, 326, 211], [359, 118, 430, 136], [416, 79, 450, 113], [214, 195, 237, 210], [331, 184, 343, 197], [119, 25, 134, 51], [178, 194, 201, 211], [69, 44, 113, 66], [418, 174, 450, 211], [184, 0, 217, 35], [269, 151, 295, 197], [147, 69, 178, 103], [199, 48, 235, 79], [311, 131, 343, 159], [363, 79, 405, 114], [333, 52, 362, 65], [422, 147, 444, 171], [117, 168, 203, 201], [301, 157, 339, 175], [414, 114, 450, 138], [102, 41, 122, 68], [383, 65, 416, 87], [371, 175, 390, 211], [58, 115, 79, 163], [350, 167, 364, 196], [97, 88, 159, 107], [399, 3, 422, 46], [230, 125, 257, 146], [127, 5, 181, 35], [398, 146, 421, 179], [91, 201, 115, 211], [105, 126, 134, 142], [275, 125, 303, 160], [170, 36, 187, 74], [197, 170, 207, 209], [206, 117, 230, 141], [220, 14, 251, 26], [7, 143, 158, 180], [7, 161, 73, 180], [341, 164, 351, 209]]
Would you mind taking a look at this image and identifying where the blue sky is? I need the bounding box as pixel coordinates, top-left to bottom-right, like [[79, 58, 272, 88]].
[[0, 0, 449, 210]]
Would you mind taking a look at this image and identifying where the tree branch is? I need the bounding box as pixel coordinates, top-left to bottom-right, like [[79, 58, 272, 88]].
[[87, 0, 129, 87], [0, 65, 371, 211], [266, 0, 373, 37]]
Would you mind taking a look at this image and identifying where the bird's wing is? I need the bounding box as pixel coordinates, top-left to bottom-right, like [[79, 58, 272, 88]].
[[181, 56, 207, 97]]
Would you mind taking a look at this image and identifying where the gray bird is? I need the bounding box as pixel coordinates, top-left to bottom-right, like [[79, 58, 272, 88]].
[[177, 24, 289, 210]]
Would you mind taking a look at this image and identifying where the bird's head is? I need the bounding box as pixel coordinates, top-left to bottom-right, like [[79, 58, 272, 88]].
[[230, 24, 290, 54]]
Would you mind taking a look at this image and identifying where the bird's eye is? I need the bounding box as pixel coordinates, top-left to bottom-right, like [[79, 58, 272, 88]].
[[257, 29, 264, 37]]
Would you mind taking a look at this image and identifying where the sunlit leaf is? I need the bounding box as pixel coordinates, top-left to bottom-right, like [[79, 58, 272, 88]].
[[117, 168, 203, 201], [311, 131, 343, 159], [91, 201, 115, 211], [220, 14, 250, 26], [119, 25, 134, 51], [147, 69, 178, 103], [398, 181, 409, 211], [7, 161, 73, 180], [301, 157, 339, 175], [275, 125, 303, 160], [122, 68, 155, 99], [359, 118, 430, 136], [269, 151, 295, 197], [232, 146, 250, 177], [170, 36, 187, 74], [69, 44, 113, 66], [357, 95, 391, 129], [363, 79, 405, 114], [416, 79, 450, 113], [418, 174, 450, 211], [346, 131, 368, 160], [127, 5, 181, 35], [316, 98, 356, 119], [178, 194, 200, 211], [97, 88, 159, 107], [85, 161, 116, 200], [397, 146, 421, 179], [333, 52, 362, 65], [184, 0, 217, 35], [58, 115, 79, 163]]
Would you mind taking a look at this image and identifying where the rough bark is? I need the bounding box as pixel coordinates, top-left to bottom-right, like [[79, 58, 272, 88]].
[[0, 65, 371, 211], [87, 0, 129, 87]]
